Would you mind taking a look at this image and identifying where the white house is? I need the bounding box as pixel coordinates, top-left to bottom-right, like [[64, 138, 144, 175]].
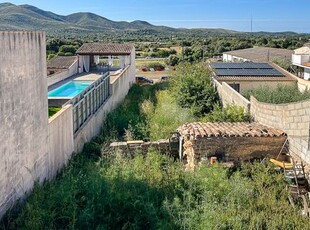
[[223, 47, 293, 63], [292, 43, 310, 80]]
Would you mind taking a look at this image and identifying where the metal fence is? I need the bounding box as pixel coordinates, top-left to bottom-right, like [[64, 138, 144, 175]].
[[64, 73, 110, 133]]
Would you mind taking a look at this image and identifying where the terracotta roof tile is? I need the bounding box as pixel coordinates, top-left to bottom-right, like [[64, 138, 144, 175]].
[[47, 56, 78, 69], [177, 122, 286, 140], [76, 43, 134, 55]]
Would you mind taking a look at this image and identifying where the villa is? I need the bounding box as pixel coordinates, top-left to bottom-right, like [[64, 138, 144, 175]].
[[292, 43, 310, 80]]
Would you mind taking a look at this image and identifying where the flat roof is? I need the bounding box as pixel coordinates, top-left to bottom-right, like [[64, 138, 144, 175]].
[[177, 122, 286, 140], [76, 43, 134, 55], [223, 47, 293, 62]]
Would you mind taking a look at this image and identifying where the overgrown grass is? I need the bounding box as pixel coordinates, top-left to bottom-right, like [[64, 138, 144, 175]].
[[141, 90, 195, 140], [243, 84, 310, 104], [48, 107, 61, 118], [104, 83, 167, 140], [2, 151, 309, 229], [2, 82, 309, 229]]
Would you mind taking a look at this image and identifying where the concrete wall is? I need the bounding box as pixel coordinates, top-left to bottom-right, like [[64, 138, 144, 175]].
[[47, 59, 78, 86], [218, 80, 296, 95], [250, 96, 310, 164], [214, 79, 250, 112], [48, 105, 74, 179], [0, 31, 48, 217]]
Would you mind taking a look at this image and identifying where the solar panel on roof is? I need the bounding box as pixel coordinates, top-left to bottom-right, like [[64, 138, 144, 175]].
[[211, 63, 273, 69], [215, 68, 284, 77]]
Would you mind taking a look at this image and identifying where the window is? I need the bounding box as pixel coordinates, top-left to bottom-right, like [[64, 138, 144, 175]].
[[228, 83, 240, 93]]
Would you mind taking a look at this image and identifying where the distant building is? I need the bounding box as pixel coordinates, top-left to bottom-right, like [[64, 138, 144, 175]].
[[223, 47, 293, 63], [291, 43, 310, 80], [47, 56, 78, 76], [76, 43, 135, 72], [210, 62, 296, 93]]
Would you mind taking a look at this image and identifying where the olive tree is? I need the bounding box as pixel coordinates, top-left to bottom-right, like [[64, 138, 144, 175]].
[[170, 63, 218, 117]]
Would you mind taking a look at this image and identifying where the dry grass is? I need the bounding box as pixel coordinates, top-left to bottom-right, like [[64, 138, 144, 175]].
[[136, 70, 172, 82], [135, 59, 166, 69], [170, 46, 183, 54]]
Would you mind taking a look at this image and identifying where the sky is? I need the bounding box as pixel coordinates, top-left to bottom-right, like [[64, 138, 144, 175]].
[[2, 0, 310, 33]]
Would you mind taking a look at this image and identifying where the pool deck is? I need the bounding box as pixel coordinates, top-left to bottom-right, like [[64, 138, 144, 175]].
[[48, 67, 123, 92]]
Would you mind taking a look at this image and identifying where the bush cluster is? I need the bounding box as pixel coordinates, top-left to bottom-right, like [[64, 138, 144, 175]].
[[169, 63, 219, 117], [202, 103, 251, 123], [244, 84, 310, 104]]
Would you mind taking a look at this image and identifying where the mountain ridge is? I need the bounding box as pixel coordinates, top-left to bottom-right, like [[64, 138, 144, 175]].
[[0, 2, 301, 37]]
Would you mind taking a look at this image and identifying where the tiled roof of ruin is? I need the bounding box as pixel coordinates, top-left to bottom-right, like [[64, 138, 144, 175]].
[[76, 43, 134, 55], [177, 122, 286, 140]]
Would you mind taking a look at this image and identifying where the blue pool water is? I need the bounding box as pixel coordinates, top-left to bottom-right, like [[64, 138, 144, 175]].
[[48, 81, 92, 98]]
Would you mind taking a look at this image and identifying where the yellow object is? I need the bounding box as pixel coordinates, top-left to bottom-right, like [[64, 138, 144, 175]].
[[270, 158, 293, 169]]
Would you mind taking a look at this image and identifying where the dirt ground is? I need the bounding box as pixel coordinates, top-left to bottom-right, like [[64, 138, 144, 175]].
[[136, 70, 172, 82]]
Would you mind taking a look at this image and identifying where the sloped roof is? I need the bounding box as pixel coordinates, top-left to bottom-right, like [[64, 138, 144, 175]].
[[76, 43, 134, 55], [223, 47, 293, 62], [177, 122, 286, 140], [47, 56, 78, 69]]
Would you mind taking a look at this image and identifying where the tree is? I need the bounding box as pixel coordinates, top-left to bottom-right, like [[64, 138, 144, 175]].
[[170, 63, 218, 116], [165, 55, 180, 66], [58, 45, 78, 55]]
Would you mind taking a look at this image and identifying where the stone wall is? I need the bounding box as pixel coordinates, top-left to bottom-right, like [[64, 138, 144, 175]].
[[110, 140, 174, 157], [0, 31, 48, 217], [110, 136, 286, 162], [192, 136, 286, 161], [214, 79, 251, 112], [251, 96, 310, 164], [48, 105, 74, 179]]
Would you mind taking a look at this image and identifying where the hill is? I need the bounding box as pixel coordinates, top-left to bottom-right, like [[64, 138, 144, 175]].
[[0, 3, 301, 37], [0, 2, 239, 36]]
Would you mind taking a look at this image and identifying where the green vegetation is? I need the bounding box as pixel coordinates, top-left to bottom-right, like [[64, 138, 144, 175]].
[[2, 151, 309, 229], [244, 85, 310, 104], [48, 107, 61, 118], [202, 103, 251, 122], [141, 91, 195, 140], [170, 63, 218, 117], [2, 80, 309, 229]]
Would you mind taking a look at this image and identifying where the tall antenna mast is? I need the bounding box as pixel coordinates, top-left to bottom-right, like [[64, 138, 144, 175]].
[[251, 15, 253, 33]]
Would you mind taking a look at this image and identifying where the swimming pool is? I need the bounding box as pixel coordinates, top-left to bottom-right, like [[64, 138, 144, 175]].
[[48, 81, 93, 98]]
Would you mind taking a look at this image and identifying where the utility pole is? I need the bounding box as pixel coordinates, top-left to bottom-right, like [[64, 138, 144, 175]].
[[251, 15, 253, 33]]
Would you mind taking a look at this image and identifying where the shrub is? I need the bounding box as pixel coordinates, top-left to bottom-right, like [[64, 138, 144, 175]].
[[170, 63, 219, 117], [48, 107, 61, 118], [202, 104, 251, 122], [243, 84, 310, 104], [165, 55, 180, 66], [83, 140, 102, 159]]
